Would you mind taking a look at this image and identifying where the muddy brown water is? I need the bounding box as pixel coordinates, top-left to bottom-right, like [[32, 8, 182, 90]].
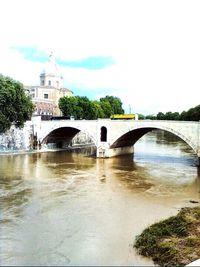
[[0, 130, 199, 266]]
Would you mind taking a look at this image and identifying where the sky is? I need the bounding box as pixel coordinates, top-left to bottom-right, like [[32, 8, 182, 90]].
[[0, 0, 200, 115]]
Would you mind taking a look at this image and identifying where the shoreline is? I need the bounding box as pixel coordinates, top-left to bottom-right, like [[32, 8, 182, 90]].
[[134, 206, 200, 266], [0, 144, 96, 156]]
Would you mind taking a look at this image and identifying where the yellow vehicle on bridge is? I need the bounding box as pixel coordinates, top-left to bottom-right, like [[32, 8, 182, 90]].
[[110, 114, 137, 120]]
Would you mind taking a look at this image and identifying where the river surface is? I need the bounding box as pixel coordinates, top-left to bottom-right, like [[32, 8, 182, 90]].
[[0, 130, 199, 266]]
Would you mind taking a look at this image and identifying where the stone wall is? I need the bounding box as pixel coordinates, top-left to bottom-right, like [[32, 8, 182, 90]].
[[0, 122, 33, 153], [71, 131, 94, 146]]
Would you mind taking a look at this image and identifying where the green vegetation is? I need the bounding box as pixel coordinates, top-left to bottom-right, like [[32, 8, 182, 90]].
[[134, 206, 200, 266], [99, 95, 124, 115], [0, 74, 34, 133], [59, 95, 124, 119], [145, 105, 200, 121], [59, 92, 199, 121]]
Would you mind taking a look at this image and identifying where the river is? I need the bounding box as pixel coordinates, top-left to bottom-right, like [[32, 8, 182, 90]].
[[0, 130, 199, 266]]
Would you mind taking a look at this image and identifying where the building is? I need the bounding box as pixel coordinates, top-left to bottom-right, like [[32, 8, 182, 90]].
[[25, 52, 73, 116]]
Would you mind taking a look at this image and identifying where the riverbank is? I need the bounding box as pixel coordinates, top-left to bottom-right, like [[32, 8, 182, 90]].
[[134, 206, 200, 266], [0, 144, 96, 156]]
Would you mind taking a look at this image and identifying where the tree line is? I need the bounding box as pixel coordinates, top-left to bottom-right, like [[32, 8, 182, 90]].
[[59, 94, 200, 122], [58, 95, 124, 120], [144, 105, 200, 121]]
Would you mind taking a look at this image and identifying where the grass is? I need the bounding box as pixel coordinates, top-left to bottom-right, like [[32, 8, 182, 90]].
[[134, 206, 200, 266]]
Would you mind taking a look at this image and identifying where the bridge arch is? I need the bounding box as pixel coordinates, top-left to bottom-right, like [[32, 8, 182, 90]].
[[110, 125, 197, 155], [40, 126, 96, 147], [110, 127, 155, 148], [42, 127, 80, 145]]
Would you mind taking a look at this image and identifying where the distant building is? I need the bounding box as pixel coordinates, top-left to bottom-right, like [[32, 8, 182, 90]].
[[25, 52, 73, 116]]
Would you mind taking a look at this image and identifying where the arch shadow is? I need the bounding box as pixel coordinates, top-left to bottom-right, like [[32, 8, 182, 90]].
[[110, 127, 198, 157], [42, 127, 80, 147], [110, 127, 156, 148]]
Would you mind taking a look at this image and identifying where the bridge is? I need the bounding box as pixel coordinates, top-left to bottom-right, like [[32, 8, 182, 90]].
[[32, 117, 200, 163]]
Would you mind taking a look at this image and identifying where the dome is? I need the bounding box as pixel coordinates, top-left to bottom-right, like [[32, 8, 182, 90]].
[[40, 52, 63, 88], [41, 52, 58, 75]]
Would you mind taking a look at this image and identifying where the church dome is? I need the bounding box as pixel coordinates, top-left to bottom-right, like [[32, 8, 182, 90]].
[[41, 52, 58, 75], [39, 52, 63, 88]]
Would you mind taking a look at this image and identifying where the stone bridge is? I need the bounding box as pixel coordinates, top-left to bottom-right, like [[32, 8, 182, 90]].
[[32, 117, 200, 162]]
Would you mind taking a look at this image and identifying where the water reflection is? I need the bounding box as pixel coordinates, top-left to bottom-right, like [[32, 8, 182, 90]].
[[133, 130, 200, 199], [0, 130, 199, 266]]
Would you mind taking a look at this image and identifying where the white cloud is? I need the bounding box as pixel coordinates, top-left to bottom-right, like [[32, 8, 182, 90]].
[[0, 0, 200, 115]]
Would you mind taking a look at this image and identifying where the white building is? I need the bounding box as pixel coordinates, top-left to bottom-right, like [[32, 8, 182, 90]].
[[25, 52, 73, 117]]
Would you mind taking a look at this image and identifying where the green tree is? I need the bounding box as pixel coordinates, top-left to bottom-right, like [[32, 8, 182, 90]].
[[59, 96, 97, 119], [99, 100, 112, 118], [138, 114, 145, 120], [164, 112, 172, 120], [157, 112, 165, 120], [76, 96, 93, 119], [59, 94, 126, 119], [90, 100, 104, 119], [185, 105, 200, 121], [171, 112, 180, 120], [179, 110, 187, 121], [145, 114, 156, 120], [59, 96, 80, 119], [191, 105, 200, 121], [0, 74, 34, 133], [100, 95, 124, 115]]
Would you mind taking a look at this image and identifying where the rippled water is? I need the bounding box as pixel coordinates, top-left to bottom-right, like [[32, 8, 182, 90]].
[[0, 130, 199, 266]]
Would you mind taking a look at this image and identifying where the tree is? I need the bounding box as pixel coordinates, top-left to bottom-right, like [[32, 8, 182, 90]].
[[156, 112, 165, 120], [59, 95, 125, 119], [99, 100, 112, 118], [100, 95, 124, 115], [0, 74, 34, 133], [59, 96, 80, 119], [137, 114, 145, 120], [76, 96, 93, 119], [179, 110, 187, 121], [59, 96, 98, 119], [191, 105, 200, 121], [90, 100, 104, 119], [171, 112, 180, 120], [145, 114, 156, 120], [185, 105, 200, 121]]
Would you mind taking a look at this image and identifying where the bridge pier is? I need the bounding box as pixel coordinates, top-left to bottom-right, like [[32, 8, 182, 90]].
[[97, 145, 134, 158]]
